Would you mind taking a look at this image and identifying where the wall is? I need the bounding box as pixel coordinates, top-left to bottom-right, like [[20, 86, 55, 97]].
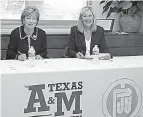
[[91, 1, 143, 32], [1, 0, 143, 34]]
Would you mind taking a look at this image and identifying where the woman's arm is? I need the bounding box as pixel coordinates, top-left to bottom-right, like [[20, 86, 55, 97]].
[[99, 27, 110, 53], [38, 31, 47, 58], [68, 27, 77, 58], [99, 27, 113, 59], [6, 30, 18, 59]]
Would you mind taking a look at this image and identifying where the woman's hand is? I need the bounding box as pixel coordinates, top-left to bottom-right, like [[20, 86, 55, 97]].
[[18, 54, 27, 61], [76, 52, 85, 59], [99, 53, 111, 60], [35, 55, 43, 60]]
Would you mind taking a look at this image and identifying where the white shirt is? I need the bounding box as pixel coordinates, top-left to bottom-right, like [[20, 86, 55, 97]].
[[84, 31, 91, 56], [85, 39, 91, 56]]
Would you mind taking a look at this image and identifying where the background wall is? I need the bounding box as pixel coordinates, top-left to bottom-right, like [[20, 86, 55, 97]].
[[91, 1, 143, 32], [1, 0, 143, 34]]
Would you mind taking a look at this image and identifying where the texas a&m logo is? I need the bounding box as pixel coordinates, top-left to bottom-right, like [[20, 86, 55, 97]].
[[24, 81, 83, 117]]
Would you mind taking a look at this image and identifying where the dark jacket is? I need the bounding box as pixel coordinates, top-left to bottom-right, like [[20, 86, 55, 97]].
[[6, 25, 47, 59], [67, 25, 110, 57]]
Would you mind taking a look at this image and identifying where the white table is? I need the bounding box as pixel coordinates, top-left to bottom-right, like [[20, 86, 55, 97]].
[[1, 56, 143, 117]]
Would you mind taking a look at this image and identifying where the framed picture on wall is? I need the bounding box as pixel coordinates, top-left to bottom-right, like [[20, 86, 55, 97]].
[[96, 19, 114, 32]]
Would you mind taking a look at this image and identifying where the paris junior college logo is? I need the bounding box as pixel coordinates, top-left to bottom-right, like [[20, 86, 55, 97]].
[[102, 78, 142, 117]]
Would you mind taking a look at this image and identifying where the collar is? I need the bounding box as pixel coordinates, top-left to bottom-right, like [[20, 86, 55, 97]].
[[19, 25, 38, 40]]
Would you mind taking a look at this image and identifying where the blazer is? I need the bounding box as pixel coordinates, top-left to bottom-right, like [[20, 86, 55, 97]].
[[67, 25, 110, 58], [6, 25, 47, 59]]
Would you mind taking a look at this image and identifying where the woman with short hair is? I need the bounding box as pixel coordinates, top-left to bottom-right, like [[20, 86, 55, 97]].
[[6, 6, 47, 60]]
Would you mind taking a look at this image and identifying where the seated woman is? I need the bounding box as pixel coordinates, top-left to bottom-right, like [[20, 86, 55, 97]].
[[6, 6, 47, 61], [67, 6, 111, 59]]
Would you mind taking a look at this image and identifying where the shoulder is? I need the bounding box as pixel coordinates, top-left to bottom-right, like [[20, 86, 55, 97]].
[[71, 25, 78, 31], [37, 27, 46, 35], [97, 25, 104, 32], [97, 25, 104, 31], [10, 27, 19, 35], [70, 25, 82, 34]]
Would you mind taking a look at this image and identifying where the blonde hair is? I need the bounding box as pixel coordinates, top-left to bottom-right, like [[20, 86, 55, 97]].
[[21, 6, 40, 26], [77, 6, 97, 33]]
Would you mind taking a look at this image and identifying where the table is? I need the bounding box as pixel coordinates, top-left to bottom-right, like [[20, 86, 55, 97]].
[[0, 56, 143, 117]]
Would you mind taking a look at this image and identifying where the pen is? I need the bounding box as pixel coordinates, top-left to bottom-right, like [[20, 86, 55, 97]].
[[18, 51, 22, 55], [18, 51, 27, 60]]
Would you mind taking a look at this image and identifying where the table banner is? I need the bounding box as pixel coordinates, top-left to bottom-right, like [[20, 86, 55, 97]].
[[1, 68, 143, 117]]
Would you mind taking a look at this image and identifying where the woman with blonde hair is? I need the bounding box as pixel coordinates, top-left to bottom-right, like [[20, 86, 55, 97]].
[[67, 6, 111, 59], [6, 6, 47, 60]]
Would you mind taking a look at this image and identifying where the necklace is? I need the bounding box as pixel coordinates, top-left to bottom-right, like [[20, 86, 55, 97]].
[[24, 27, 34, 49]]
